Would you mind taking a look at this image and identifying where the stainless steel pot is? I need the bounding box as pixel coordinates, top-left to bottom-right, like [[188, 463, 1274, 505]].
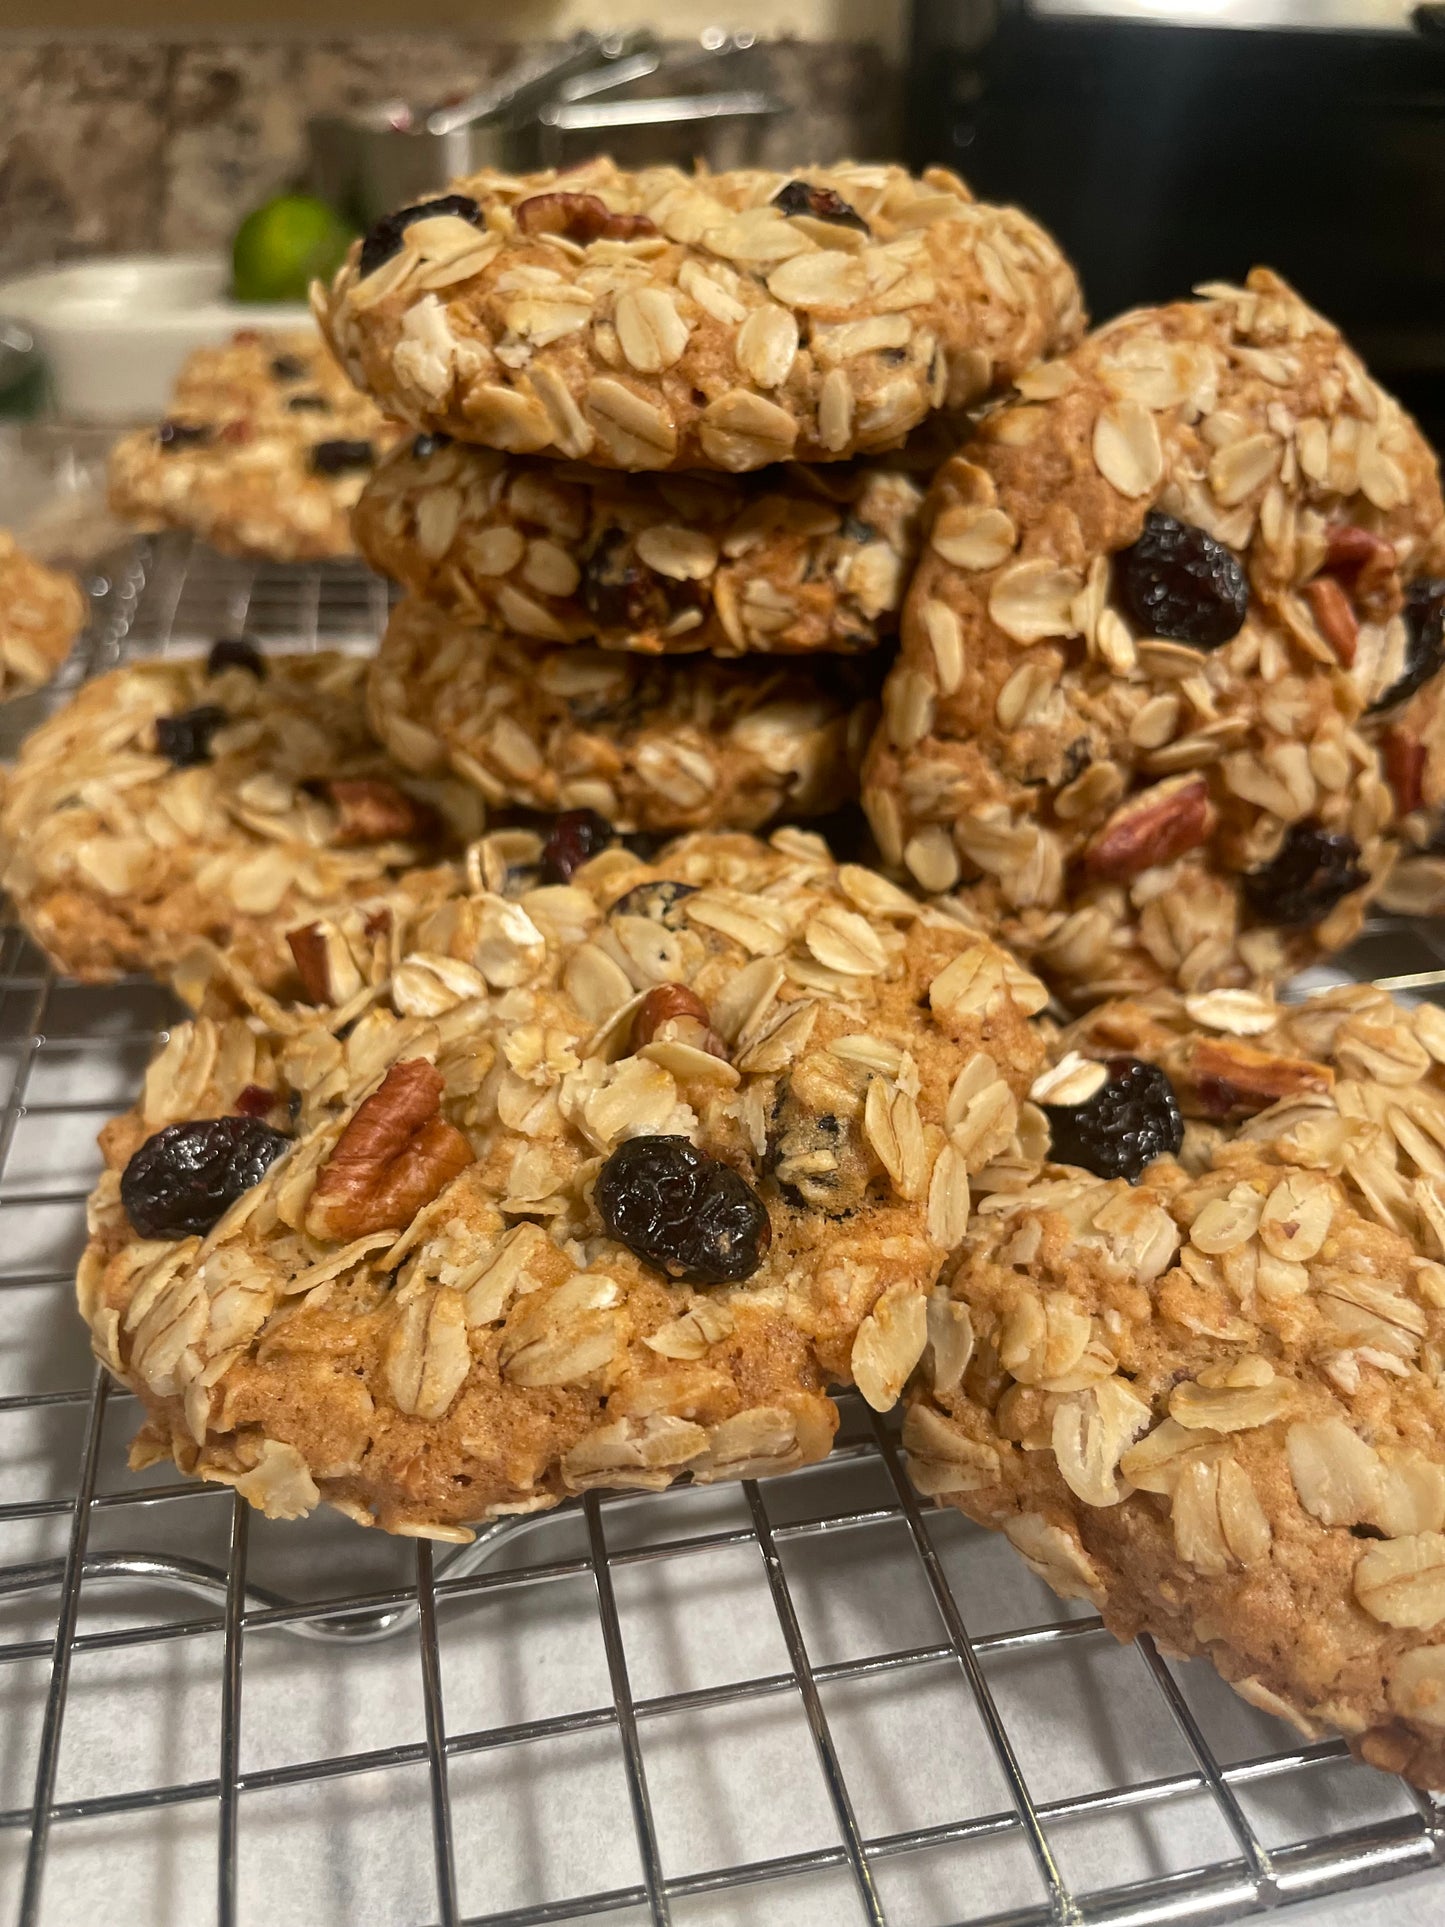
[[307, 31, 785, 226], [307, 32, 656, 226]]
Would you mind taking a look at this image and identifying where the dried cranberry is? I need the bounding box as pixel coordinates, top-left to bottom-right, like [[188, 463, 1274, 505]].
[[206, 636, 265, 679], [1243, 823, 1368, 927], [285, 393, 330, 412], [269, 354, 308, 381], [156, 420, 212, 451], [155, 705, 228, 767], [411, 432, 451, 460], [595, 1135, 771, 1285], [609, 880, 697, 927], [358, 192, 482, 278], [234, 1084, 277, 1117], [121, 1116, 289, 1238], [771, 179, 870, 234], [1370, 578, 1445, 713], [1043, 1057, 1183, 1184], [1115, 512, 1249, 650], [309, 439, 374, 474], [580, 528, 677, 631], [540, 808, 615, 883]]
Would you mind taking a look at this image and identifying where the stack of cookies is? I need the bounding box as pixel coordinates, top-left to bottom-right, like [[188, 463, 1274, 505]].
[[317, 157, 1085, 842], [23, 156, 1445, 1797]]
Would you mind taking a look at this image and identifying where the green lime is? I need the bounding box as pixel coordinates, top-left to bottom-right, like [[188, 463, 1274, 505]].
[[231, 194, 355, 304]]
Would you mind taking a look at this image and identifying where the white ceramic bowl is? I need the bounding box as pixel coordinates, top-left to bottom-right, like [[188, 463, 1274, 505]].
[[0, 255, 310, 422]]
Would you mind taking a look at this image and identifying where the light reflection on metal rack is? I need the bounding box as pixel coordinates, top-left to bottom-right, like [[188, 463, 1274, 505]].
[[2, 536, 1445, 1926]]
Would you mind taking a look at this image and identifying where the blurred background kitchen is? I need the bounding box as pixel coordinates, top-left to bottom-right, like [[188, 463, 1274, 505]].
[[0, 1, 1440, 431]]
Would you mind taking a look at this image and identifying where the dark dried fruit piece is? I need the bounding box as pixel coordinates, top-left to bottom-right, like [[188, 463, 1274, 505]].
[[771, 179, 869, 234], [1371, 578, 1445, 712], [1115, 512, 1249, 650], [156, 705, 228, 768], [234, 1084, 278, 1117], [581, 528, 685, 632], [1243, 822, 1368, 927], [358, 192, 483, 278], [207, 636, 265, 679], [156, 420, 212, 451], [610, 879, 698, 928], [412, 432, 451, 460], [595, 1135, 771, 1285], [1043, 1056, 1183, 1184], [285, 393, 330, 413], [540, 808, 614, 884], [121, 1115, 289, 1238], [310, 439, 374, 475], [269, 353, 308, 380]]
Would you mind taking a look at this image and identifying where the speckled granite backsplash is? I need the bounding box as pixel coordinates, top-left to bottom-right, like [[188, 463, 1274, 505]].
[[0, 38, 898, 277]]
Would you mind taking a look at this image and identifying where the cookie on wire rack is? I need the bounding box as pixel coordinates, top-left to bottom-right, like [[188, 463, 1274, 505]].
[[0, 645, 481, 990], [316, 158, 1084, 470], [0, 530, 87, 699], [79, 826, 1048, 1536], [351, 427, 933, 656], [863, 269, 1445, 1007], [368, 595, 880, 833], [904, 980, 1445, 1791], [107, 329, 403, 562]]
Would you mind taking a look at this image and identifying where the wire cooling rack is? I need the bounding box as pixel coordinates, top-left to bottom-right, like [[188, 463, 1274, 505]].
[[3, 534, 1445, 1927]]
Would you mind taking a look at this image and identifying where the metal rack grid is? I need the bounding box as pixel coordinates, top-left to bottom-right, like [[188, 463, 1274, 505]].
[[2, 535, 1445, 1927]]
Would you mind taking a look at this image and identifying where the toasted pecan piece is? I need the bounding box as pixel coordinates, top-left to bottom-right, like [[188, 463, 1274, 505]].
[[1183, 1036, 1335, 1119], [306, 1058, 472, 1238], [515, 192, 657, 244], [1082, 775, 1213, 882], [325, 778, 436, 847]]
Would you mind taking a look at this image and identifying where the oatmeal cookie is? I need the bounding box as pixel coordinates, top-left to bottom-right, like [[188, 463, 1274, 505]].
[[0, 646, 481, 989], [864, 270, 1445, 1006], [316, 158, 1084, 471], [78, 826, 1049, 1535], [1376, 668, 1445, 916], [904, 979, 1445, 1790], [0, 530, 87, 697], [351, 429, 932, 656], [369, 596, 879, 833], [107, 329, 402, 561]]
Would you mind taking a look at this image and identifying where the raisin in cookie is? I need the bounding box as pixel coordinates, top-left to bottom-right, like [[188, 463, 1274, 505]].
[[0, 530, 87, 698], [316, 159, 1084, 471], [369, 596, 878, 833], [905, 980, 1445, 1790], [79, 826, 1048, 1536], [107, 329, 402, 561], [864, 270, 1445, 1007], [352, 428, 933, 656], [0, 646, 481, 989]]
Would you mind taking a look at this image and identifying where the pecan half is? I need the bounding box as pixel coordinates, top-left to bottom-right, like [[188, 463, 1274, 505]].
[[325, 778, 436, 847], [1082, 775, 1213, 882], [1382, 725, 1427, 817], [1184, 1037, 1334, 1119], [632, 983, 729, 1061], [306, 1059, 473, 1240], [515, 192, 657, 244], [1303, 575, 1358, 667]]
